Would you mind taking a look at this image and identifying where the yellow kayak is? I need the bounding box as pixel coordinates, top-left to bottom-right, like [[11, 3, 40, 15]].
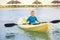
[[18, 18, 50, 32]]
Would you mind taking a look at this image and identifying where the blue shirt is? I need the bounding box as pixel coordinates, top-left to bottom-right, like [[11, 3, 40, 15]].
[[27, 16, 37, 24]]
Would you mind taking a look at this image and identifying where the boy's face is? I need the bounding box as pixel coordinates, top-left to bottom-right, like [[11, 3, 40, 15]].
[[31, 11, 35, 16]]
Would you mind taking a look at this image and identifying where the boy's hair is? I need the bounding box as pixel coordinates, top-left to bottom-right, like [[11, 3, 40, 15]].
[[31, 11, 35, 13]]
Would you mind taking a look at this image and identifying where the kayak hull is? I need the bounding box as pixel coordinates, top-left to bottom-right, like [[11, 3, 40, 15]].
[[18, 23, 49, 32]]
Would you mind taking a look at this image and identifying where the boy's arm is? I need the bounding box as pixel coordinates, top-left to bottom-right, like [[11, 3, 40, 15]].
[[27, 18, 29, 22], [36, 20, 41, 23], [25, 18, 29, 24], [35, 17, 41, 23]]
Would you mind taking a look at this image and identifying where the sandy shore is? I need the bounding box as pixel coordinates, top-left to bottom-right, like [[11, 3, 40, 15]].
[[0, 7, 60, 10]]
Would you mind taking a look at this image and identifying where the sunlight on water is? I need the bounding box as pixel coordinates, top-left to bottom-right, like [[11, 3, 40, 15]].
[[0, 8, 60, 40]]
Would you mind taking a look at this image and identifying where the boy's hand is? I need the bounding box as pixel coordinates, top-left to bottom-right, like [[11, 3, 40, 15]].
[[23, 23, 29, 25]]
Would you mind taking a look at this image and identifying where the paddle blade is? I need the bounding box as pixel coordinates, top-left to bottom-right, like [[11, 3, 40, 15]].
[[50, 20, 60, 23], [4, 23, 17, 27]]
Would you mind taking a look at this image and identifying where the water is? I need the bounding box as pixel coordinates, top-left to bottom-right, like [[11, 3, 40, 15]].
[[0, 8, 60, 40]]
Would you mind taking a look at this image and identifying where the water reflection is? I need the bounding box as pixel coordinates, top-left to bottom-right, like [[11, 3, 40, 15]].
[[5, 33, 15, 40], [25, 31, 50, 40]]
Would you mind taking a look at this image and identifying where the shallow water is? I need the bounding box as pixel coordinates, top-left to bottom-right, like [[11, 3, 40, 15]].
[[0, 8, 60, 40]]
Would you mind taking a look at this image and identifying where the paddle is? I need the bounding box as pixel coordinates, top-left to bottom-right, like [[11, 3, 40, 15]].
[[4, 20, 60, 27]]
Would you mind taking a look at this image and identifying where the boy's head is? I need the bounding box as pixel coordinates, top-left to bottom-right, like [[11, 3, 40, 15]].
[[31, 11, 35, 16]]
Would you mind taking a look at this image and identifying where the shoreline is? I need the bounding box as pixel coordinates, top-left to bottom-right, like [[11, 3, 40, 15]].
[[0, 5, 60, 9], [0, 7, 60, 10]]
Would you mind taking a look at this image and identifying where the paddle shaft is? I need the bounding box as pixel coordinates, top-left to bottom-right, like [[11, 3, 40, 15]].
[[4, 20, 60, 27]]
